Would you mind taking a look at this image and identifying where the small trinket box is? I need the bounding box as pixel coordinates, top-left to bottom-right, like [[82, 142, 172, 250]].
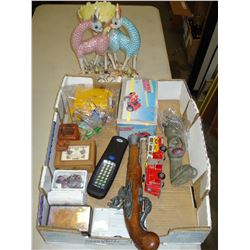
[[54, 140, 96, 172], [58, 124, 80, 141], [56, 124, 80, 151]]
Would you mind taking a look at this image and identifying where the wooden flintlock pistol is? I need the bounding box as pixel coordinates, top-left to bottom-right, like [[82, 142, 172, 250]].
[[108, 134, 160, 250]]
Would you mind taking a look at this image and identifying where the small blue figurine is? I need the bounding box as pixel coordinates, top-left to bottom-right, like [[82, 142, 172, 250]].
[[109, 4, 141, 71]]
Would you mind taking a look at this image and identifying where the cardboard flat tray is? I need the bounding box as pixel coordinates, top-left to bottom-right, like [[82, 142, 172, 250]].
[[38, 77, 211, 245], [87, 99, 197, 237]]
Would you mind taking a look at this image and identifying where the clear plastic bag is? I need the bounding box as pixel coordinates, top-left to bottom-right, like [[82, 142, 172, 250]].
[[159, 108, 187, 141], [62, 84, 118, 140], [158, 108, 197, 185], [65, 86, 114, 119]]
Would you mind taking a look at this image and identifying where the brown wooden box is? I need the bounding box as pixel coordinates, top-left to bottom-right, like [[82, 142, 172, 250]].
[[58, 124, 80, 141], [54, 140, 96, 172]]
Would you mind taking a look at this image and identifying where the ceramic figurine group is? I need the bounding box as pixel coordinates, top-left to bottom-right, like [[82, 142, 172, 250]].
[[71, 3, 141, 76]]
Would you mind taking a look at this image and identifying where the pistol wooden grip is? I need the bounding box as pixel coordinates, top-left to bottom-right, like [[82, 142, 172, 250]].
[[125, 216, 160, 250], [133, 231, 160, 250]]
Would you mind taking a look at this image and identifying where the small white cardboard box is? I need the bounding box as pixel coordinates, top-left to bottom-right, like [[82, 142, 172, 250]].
[[37, 76, 211, 247], [40, 167, 88, 205]]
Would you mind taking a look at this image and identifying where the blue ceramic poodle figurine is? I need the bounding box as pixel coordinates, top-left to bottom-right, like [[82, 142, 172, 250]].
[[109, 4, 141, 70]]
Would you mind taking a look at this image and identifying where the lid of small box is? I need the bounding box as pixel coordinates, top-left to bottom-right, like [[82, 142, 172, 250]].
[[117, 79, 158, 125]]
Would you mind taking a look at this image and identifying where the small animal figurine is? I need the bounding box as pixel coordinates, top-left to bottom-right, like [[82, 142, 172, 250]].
[[71, 8, 111, 72], [109, 4, 141, 71]]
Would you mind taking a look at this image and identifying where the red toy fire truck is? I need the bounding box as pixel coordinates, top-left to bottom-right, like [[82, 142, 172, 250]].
[[124, 92, 141, 112], [143, 136, 167, 197]]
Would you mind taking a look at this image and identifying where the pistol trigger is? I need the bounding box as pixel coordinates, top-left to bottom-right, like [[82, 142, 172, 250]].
[[140, 196, 152, 231], [143, 197, 152, 214]]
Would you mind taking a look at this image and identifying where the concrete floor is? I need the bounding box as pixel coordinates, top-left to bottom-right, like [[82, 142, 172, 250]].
[[157, 3, 218, 250]]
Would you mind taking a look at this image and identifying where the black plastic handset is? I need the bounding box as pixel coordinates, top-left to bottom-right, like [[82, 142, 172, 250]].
[[87, 136, 128, 199]]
